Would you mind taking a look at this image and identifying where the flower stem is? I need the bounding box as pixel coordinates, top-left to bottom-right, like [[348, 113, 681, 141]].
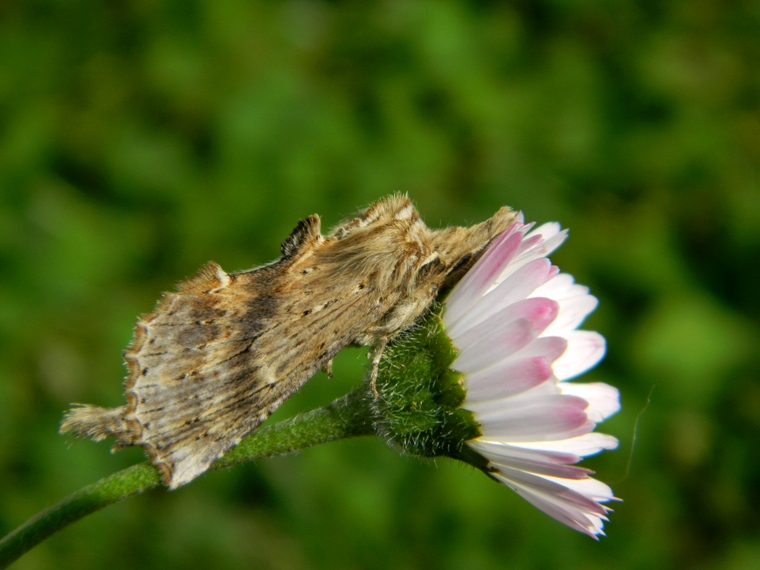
[[0, 387, 374, 569]]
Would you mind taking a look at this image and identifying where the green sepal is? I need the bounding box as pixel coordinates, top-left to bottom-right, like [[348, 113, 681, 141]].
[[371, 302, 483, 462]]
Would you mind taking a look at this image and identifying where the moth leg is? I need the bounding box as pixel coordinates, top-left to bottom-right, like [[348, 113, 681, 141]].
[[321, 358, 334, 378], [368, 337, 389, 398]]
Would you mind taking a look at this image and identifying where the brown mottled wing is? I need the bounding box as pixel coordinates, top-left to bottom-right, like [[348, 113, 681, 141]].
[[69, 216, 387, 488]]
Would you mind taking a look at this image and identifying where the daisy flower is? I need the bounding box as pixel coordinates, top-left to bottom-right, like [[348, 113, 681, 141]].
[[442, 214, 620, 538]]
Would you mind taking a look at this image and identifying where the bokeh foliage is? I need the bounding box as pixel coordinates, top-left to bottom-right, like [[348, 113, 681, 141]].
[[1, 0, 759, 568]]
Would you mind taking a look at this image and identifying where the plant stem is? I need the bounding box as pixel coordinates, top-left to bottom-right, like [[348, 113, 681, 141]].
[[0, 387, 374, 569]]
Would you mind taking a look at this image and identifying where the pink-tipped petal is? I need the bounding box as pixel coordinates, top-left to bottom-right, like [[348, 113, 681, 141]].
[[474, 396, 593, 441], [508, 336, 569, 364], [452, 318, 540, 373], [448, 259, 558, 336], [454, 297, 559, 355], [445, 228, 524, 325], [464, 357, 554, 402]]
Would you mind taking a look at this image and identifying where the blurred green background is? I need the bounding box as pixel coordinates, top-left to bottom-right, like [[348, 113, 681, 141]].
[[1, 0, 759, 568]]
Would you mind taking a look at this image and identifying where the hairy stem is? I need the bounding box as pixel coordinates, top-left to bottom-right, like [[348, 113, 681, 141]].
[[0, 387, 374, 569]]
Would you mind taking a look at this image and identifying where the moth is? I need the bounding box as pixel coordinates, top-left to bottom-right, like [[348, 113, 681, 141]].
[[61, 195, 516, 488]]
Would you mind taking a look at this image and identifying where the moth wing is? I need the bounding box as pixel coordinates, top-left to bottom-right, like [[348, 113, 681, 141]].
[[62, 215, 386, 488], [137, 270, 384, 486]]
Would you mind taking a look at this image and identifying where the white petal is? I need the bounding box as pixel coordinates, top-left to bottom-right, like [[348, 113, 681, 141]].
[[471, 441, 591, 479], [529, 272, 579, 300], [493, 466, 610, 515], [507, 336, 568, 364], [469, 439, 581, 466], [490, 456, 592, 480], [522, 224, 567, 259], [474, 396, 593, 442], [506, 433, 619, 458], [558, 382, 621, 422], [552, 331, 606, 380], [452, 318, 540, 373], [449, 259, 557, 337], [444, 227, 524, 325], [491, 235, 544, 285], [508, 226, 567, 269], [466, 377, 560, 414], [525, 221, 563, 243], [454, 297, 559, 355], [537, 228, 569, 257], [491, 467, 610, 538], [542, 294, 599, 338], [540, 475, 616, 503]]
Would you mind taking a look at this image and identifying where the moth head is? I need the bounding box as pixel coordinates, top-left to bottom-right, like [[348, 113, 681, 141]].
[[429, 206, 518, 290]]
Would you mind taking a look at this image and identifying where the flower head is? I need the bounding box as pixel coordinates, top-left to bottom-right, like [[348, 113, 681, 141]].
[[443, 215, 619, 538], [371, 213, 619, 538]]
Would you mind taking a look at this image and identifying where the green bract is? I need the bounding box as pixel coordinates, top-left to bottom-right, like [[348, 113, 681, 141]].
[[371, 303, 485, 468]]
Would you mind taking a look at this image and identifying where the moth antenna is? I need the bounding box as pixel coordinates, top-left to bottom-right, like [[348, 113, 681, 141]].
[[60, 404, 129, 442]]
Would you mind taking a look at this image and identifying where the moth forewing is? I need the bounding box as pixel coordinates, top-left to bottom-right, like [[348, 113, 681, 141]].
[[61, 195, 517, 488]]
